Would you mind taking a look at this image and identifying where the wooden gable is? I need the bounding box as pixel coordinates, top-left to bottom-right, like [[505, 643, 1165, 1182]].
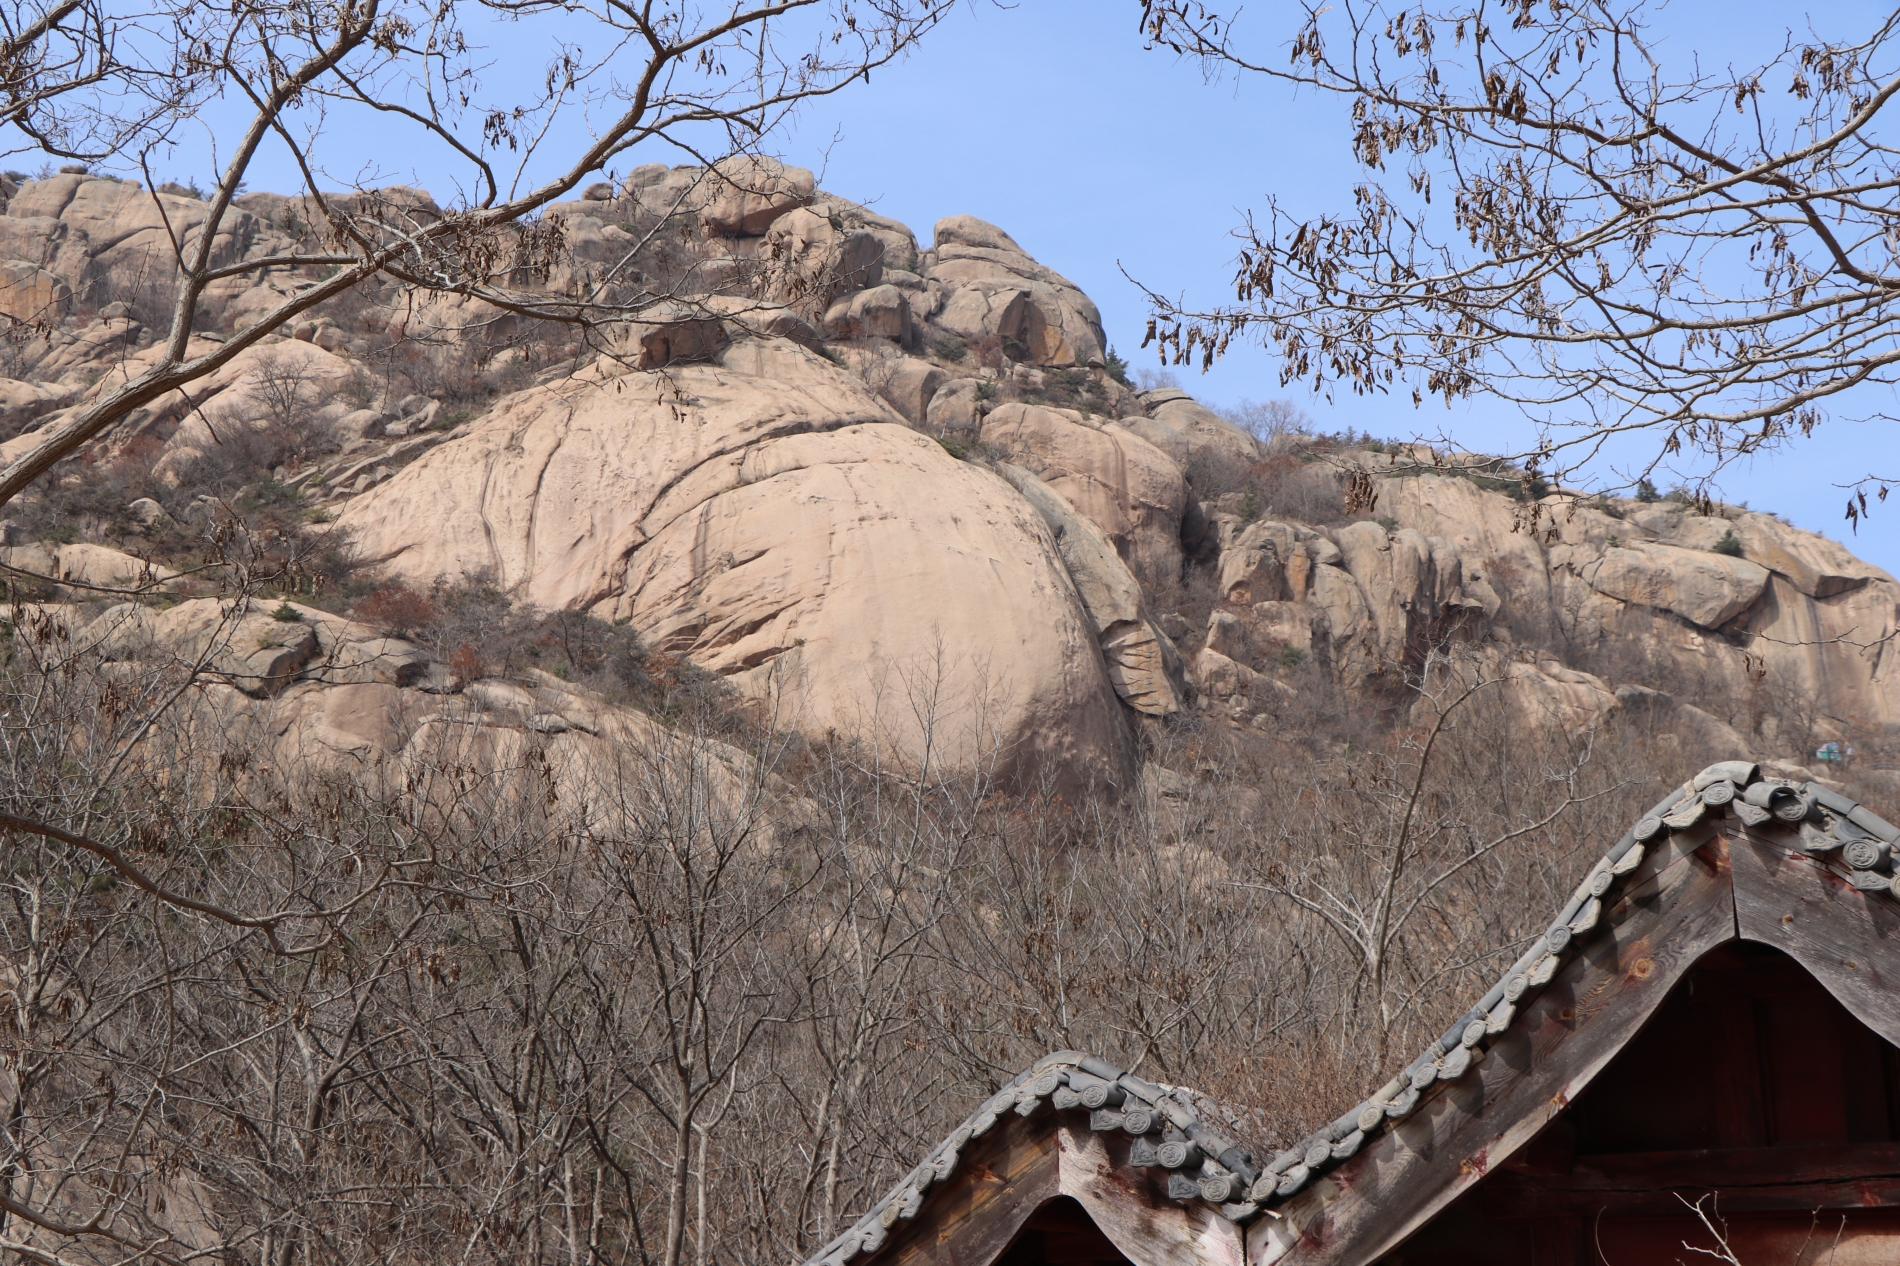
[[819, 765, 1900, 1266]]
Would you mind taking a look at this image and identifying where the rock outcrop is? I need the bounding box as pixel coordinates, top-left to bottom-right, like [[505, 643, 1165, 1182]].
[[337, 340, 1136, 790], [924, 216, 1106, 368], [1, 158, 1897, 790], [978, 402, 1186, 585]]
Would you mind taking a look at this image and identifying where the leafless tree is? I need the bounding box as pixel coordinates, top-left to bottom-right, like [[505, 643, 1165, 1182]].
[[1136, 0, 1900, 520], [0, 561, 1791, 1266], [0, 0, 958, 508]]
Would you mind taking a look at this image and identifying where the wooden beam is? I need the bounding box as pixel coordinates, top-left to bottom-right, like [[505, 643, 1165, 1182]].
[[1057, 1126, 1244, 1266], [1730, 823, 1900, 1051], [1250, 825, 1738, 1266], [871, 1109, 1062, 1266], [1481, 1139, 1900, 1217]]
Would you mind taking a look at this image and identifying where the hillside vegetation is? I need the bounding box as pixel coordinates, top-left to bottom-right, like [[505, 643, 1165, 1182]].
[[0, 159, 1896, 1266]]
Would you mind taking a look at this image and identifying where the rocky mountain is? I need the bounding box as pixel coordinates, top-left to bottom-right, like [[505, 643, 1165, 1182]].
[[1, 159, 1896, 798]]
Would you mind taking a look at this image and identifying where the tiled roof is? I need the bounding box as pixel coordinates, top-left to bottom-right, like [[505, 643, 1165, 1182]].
[[807, 761, 1900, 1265]]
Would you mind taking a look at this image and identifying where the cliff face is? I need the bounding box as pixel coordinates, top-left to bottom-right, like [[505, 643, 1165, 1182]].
[[1, 160, 1896, 791]]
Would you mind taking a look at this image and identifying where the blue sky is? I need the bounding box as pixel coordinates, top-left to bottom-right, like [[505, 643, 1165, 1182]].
[[99, 0, 1900, 574], [774, 2, 1900, 576]]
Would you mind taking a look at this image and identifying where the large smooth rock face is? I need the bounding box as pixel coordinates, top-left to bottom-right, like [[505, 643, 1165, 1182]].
[[338, 340, 1134, 789], [763, 207, 884, 312], [1582, 542, 1770, 630], [6, 174, 259, 305], [978, 403, 1186, 586], [0, 261, 70, 321], [1332, 521, 1475, 672], [999, 464, 1187, 715], [699, 156, 815, 236], [1375, 474, 1554, 635]]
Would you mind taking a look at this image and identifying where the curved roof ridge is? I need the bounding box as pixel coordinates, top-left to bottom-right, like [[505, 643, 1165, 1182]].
[[807, 760, 1900, 1265]]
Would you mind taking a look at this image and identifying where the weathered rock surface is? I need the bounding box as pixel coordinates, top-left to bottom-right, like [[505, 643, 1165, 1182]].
[[924, 216, 1105, 367], [0, 542, 175, 594], [699, 156, 815, 236], [978, 402, 1186, 585], [0, 261, 70, 322], [46, 597, 757, 812], [3, 160, 1898, 785], [763, 207, 886, 312], [337, 339, 1135, 789], [1127, 388, 1260, 469], [999, 464, 1186, 715], [1581, 542, 1770, 630]]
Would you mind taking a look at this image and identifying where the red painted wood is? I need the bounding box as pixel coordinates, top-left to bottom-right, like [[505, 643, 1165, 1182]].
[[1589, 1208, 1900, 1265], [1374, 941, 1900, 1265]]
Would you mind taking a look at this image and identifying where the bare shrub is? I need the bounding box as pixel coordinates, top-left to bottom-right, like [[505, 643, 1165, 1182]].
[[447, 640, 485, 685], [351, 583, 437, 636], [0, 590, 1721, 1266]]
